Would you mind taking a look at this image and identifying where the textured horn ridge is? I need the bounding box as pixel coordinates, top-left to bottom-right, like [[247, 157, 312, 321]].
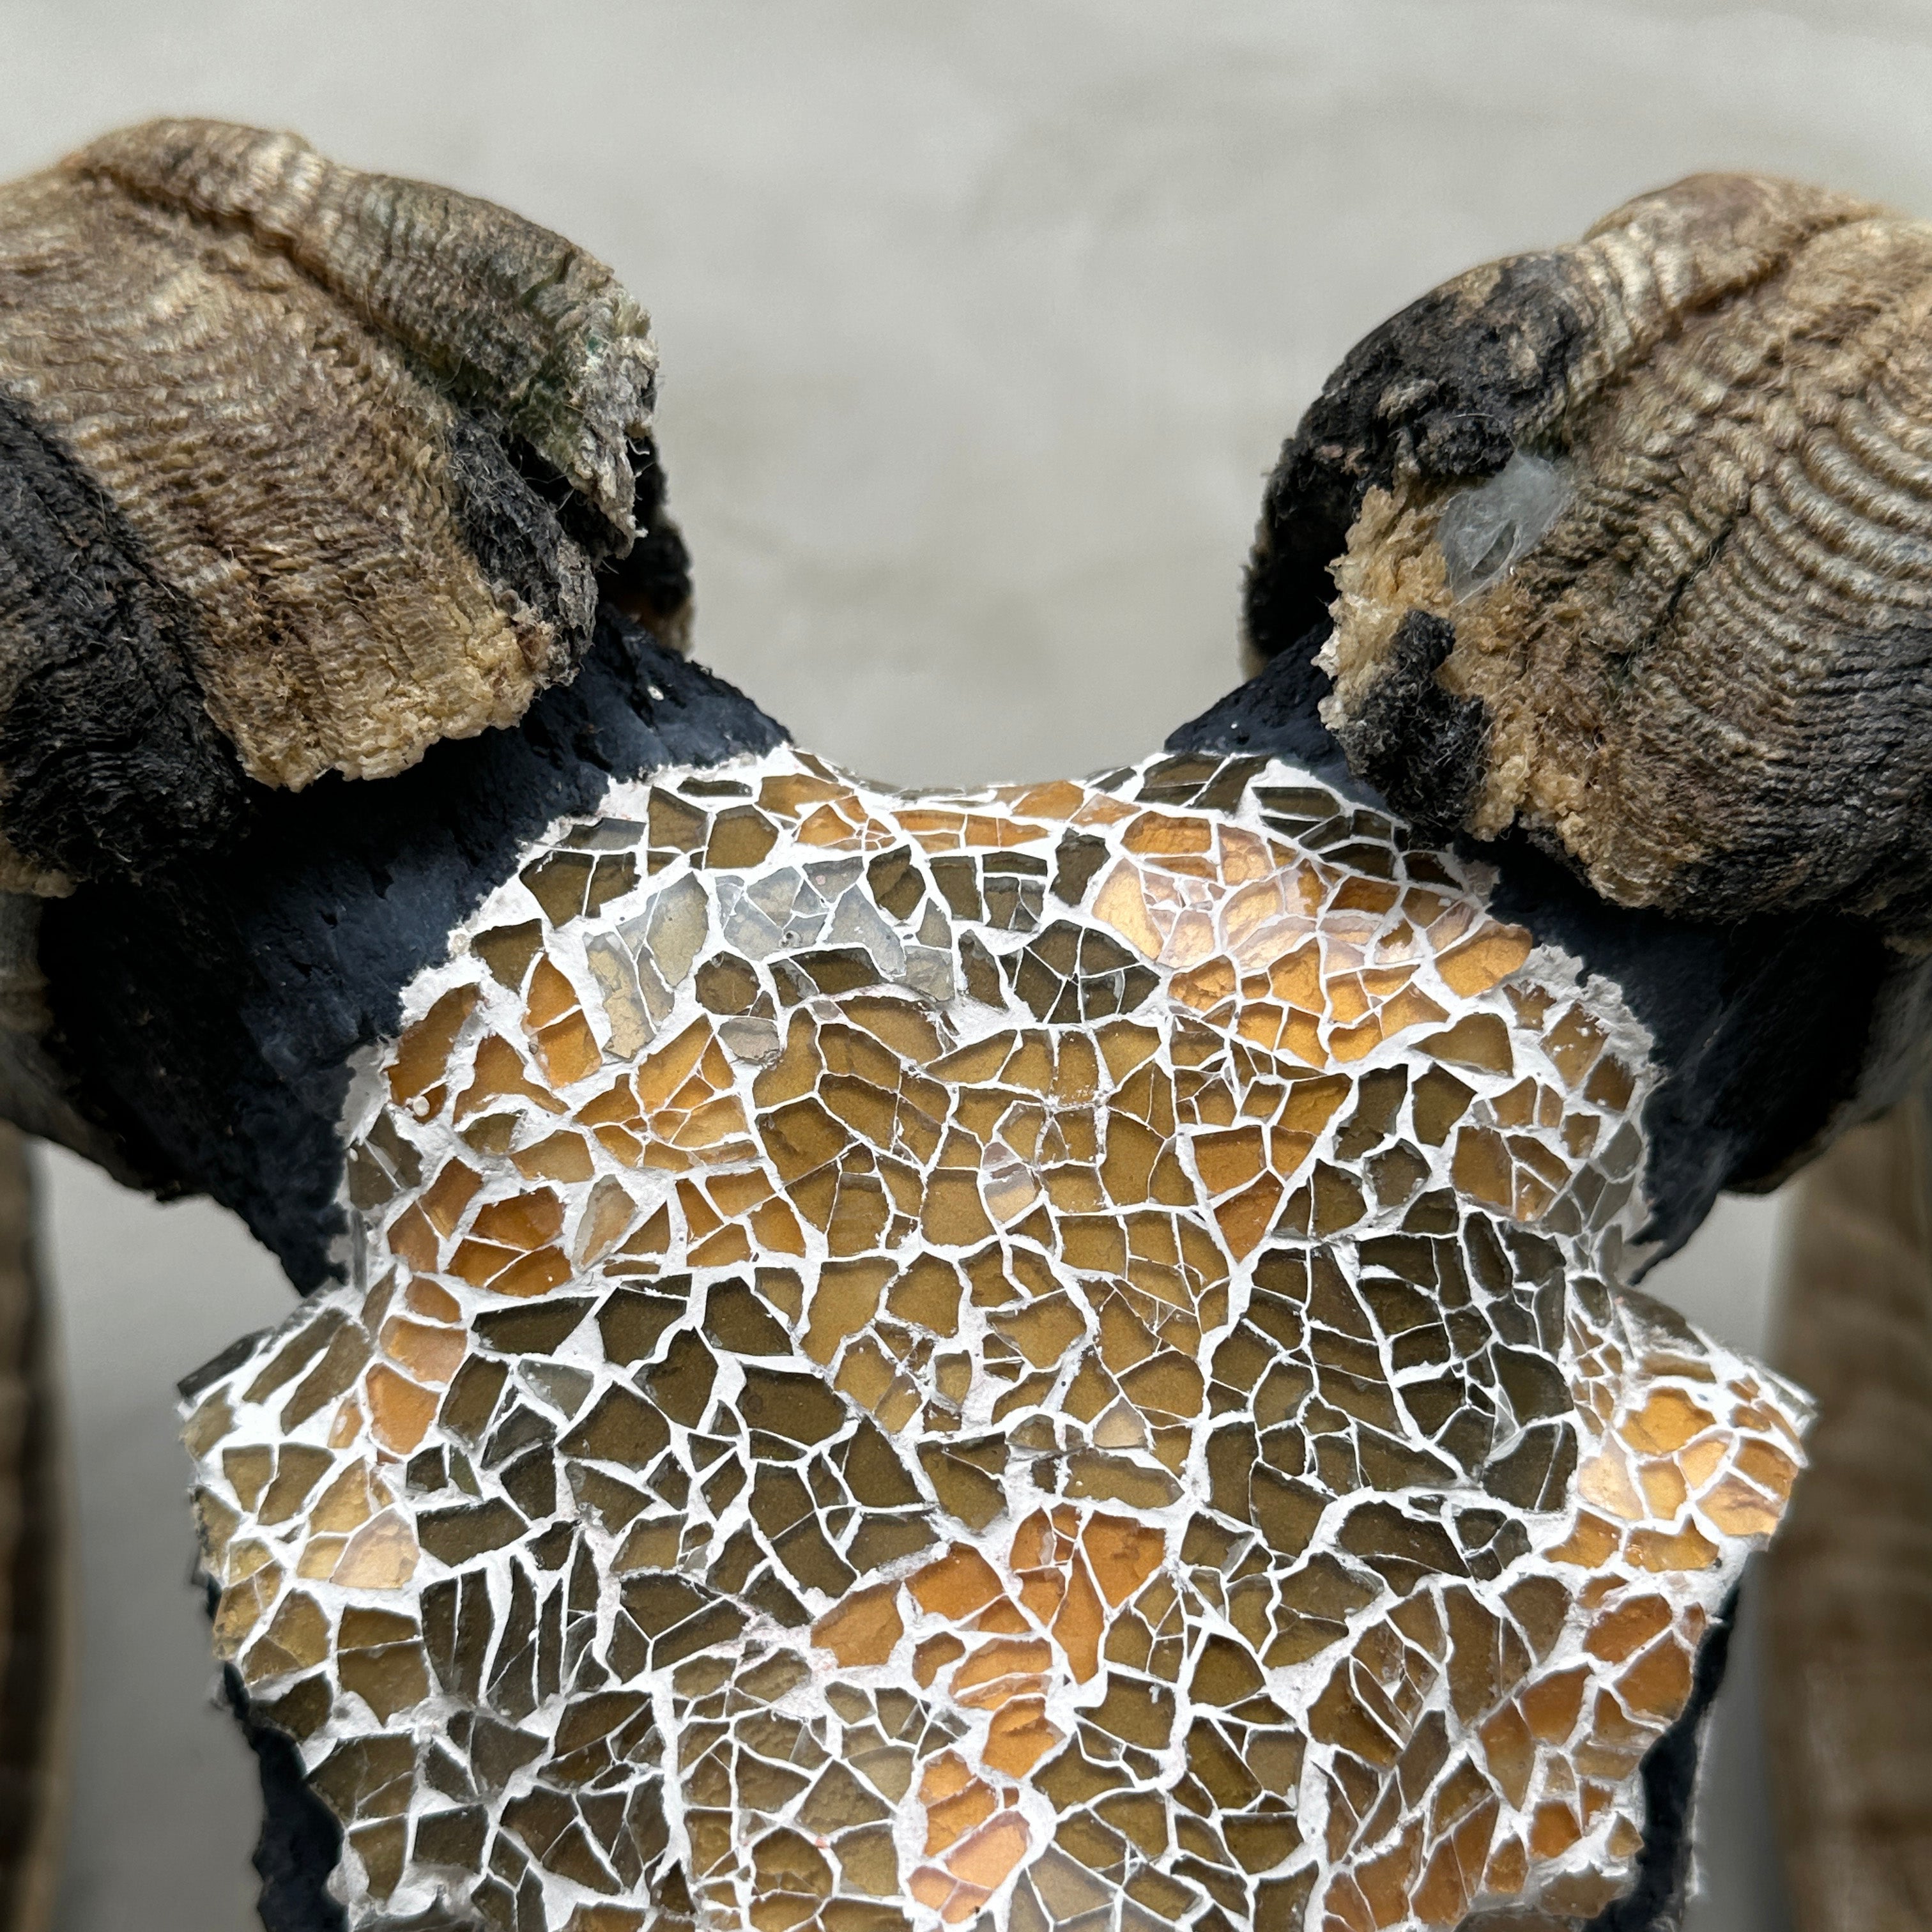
[[1255, 172, 1932, 938], [0, 118, 674, 891], [67, 119, 658, 536]]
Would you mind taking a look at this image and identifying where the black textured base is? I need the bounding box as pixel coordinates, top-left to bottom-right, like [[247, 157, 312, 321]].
[[224, 1664, 349, 1932], [39, 609, 786, 1287]]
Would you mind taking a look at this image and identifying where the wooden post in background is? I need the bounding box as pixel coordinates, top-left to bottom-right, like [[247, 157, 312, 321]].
[[0, 1126, 69, 1932], [1768, 1090, 1932, 1929]]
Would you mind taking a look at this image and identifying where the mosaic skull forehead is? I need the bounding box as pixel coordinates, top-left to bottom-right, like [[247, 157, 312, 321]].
[[185, 746, 1809, 1932]]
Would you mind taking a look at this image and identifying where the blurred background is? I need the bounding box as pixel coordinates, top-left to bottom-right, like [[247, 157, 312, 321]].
[[4, 0, 1924, 1922]]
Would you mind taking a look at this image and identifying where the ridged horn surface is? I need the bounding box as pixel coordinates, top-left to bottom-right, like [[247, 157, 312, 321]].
[[0, 118, 677, 886], [70, 120, 655, 538], [1252, 174, 1932, 937]]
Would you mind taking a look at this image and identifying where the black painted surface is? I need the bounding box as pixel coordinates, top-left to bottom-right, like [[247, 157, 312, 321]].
[[1335, 608, 1489, 841], [222, 1664, 349, 1932], [40, 610, 785, 1289], [595, 432, 695, 638], [1243, 254, 1588, 666], [1169, 647, 1920, 1262], [447, 412, 598, 652], [0, 387, 249, 881]]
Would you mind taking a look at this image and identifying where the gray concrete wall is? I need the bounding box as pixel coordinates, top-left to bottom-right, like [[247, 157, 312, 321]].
[[10, 1, 1922, 1922]]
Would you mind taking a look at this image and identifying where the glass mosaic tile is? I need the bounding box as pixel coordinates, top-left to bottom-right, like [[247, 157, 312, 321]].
[[183, 749, 1809, 1931]]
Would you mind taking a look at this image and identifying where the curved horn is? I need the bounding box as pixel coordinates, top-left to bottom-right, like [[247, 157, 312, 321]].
[[0, 117, 690, 891], [1248, 173, 1932, 942], [0, 118, 695, 1173]]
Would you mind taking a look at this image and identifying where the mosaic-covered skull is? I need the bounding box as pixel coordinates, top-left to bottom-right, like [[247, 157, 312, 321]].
[[0, 123, 1924, 1932], [183, 742, 1807, 1932]]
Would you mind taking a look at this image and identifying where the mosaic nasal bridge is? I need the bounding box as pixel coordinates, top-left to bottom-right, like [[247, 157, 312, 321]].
[[182, 747, 1808, 1932]]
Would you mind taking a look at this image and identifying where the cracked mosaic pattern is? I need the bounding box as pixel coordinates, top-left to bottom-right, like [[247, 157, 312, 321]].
[[181, 748, 1809, 1932]]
